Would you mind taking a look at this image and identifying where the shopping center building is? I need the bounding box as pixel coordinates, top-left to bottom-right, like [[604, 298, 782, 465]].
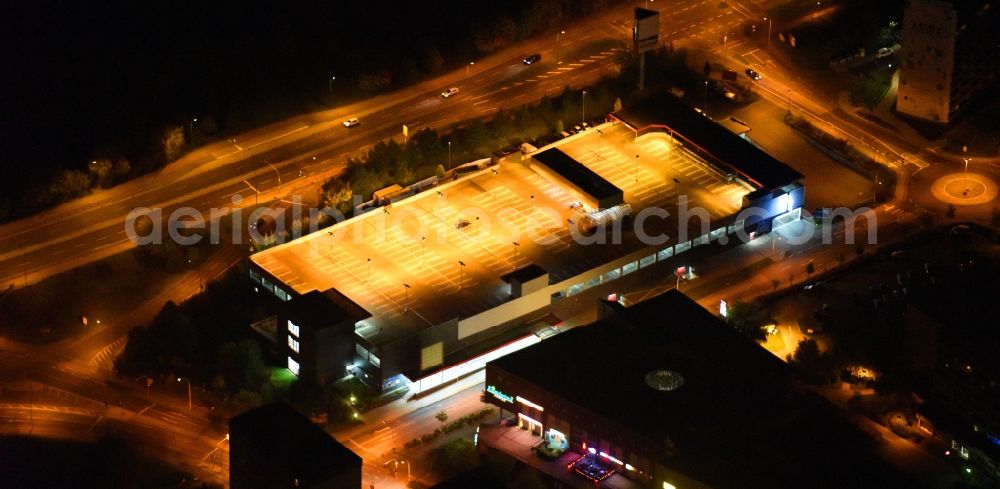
[[249, 95, 804, 393], [482, 290, 913, 489]]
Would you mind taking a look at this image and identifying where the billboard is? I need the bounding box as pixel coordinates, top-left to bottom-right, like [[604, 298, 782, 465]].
[[633, 8, 660, 53]]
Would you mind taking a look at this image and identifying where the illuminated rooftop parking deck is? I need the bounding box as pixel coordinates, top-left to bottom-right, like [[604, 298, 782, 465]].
[[251, 122, 754, 345]]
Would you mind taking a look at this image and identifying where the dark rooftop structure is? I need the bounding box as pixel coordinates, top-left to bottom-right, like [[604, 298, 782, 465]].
[[229, 401, 362, 489], [489, 290, 789, 445], [499, 264, 547, 284], [611, 94, 803, 191], [486, 290, 920, 488], [287, 289, 372, 330], [532, 147, 624, 209]]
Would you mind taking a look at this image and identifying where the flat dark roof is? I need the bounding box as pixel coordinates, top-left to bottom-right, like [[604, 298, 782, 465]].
[[500, 264, 547, 284], [612, 94, 803, 190], [229, 402, 361, 478], [490, 290, 788, 445], [532, 148, 622, 206], [489, 291, 918, 488], [635, 7, 658, 19], [287, 289, 371, 329]]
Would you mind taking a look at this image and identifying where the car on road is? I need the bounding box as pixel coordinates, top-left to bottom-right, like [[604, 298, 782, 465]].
[[343, 118, 360, 128], [523, 53, 542, 65], [745, 67, 761, 80], [876, 47, 893, 59], [804, 281, 831, 292], [441, 87, 459, 98]]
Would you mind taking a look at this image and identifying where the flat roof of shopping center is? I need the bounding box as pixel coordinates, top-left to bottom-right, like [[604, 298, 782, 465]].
[[251, 122, 755, 345]]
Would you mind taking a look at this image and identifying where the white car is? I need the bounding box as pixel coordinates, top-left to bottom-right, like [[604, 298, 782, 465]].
[[343, 118, 360, 128], [441, 87, 459, 98]]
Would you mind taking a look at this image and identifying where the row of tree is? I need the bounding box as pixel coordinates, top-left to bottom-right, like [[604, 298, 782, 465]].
[[321, 81, 627, 212]]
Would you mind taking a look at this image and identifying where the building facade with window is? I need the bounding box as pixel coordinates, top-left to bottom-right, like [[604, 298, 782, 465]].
[[897, 0, 1000, 123]]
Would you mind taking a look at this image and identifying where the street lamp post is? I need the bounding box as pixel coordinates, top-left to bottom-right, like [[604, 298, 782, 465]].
[[764, 17, 772, 46], [447, 141, 452, 170], [265, 161, 281, 194], [190, 118, 198, 140], [458, 261, 466, 290], [466, 62, 474, 80], [512, 241, 520, 271], [19, 241, 27, 287], [963, 157, 970, 193], [177, 377, 192, 411], [786, 89, 792, 113], [329, 75, 336, 93], [327, 231, 334, 254], [403, 283, 411, 311], [635, 154, 640, 182], [490, 168, 498, 200], [556, 30, 566, 64], [581, 90, 587, 123], [421, 236, 427, 267], [704, 80, 709, 113], [367, 258, 372, 284]]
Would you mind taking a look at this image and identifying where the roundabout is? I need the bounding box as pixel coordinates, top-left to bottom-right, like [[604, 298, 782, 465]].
[[930, 172, 998, 206]]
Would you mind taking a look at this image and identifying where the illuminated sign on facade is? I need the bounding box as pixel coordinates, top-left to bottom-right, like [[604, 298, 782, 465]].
[[517, 396, 544, 411], [486, 385, 514, 404]]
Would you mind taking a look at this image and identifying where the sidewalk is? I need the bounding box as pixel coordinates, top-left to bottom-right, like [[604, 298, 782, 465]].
[[335, 370, 487, 442]]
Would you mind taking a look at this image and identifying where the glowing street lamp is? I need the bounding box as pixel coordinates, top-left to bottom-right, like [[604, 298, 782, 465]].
[[556, 30, 566, 64], [177, 377, 192, 411]]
